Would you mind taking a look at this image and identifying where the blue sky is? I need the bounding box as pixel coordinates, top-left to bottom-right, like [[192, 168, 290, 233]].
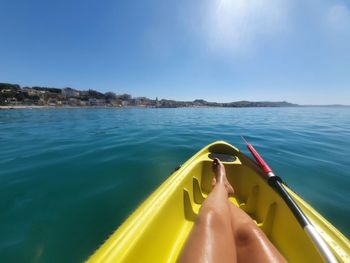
[[0, 0, 349, 104]]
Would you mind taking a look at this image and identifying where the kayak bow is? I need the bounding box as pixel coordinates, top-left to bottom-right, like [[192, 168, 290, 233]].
[[88, 141, 350, 263]]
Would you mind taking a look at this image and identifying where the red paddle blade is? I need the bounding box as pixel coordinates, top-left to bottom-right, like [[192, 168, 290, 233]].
[[241, 136, 273, 174]]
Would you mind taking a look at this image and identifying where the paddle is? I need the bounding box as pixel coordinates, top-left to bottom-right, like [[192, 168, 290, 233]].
[[241, 136, 337, 263]]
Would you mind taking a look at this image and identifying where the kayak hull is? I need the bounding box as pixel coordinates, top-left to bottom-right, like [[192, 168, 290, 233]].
[[88, 141, 350, 262]]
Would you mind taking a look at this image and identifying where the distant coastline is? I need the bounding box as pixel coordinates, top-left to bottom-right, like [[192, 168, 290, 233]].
[[0, 82, 298, 108], [0, 82, 347, 109]]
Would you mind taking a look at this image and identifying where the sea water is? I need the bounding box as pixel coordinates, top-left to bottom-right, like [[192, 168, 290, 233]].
[[0, 107, 349, 262]]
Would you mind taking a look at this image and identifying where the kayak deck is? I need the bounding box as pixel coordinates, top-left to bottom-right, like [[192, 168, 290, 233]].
[[88, 141, 350, 262]]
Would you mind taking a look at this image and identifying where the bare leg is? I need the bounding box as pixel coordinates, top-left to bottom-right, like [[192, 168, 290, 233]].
[[229, 202, 287, 263], [178, 158, 286, 263], [177, 158, 236, 263]]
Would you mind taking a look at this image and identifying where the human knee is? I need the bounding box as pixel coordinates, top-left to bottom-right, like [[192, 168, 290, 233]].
[[198, 206, 228, 228], [234, 221, 258, 246]]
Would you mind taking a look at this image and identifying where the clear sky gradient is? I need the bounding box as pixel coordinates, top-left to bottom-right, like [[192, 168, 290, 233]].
[[1, 0, 349, 104]]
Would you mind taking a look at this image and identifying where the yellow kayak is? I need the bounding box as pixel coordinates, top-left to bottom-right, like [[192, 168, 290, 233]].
[[88, 141, 350, 262]]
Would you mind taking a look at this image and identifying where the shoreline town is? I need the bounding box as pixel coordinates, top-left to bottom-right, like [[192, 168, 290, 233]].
[[0, 82, 298, 109]]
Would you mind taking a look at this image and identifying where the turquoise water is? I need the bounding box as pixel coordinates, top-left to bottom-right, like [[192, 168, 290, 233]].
[[0, 107, 349, 262]]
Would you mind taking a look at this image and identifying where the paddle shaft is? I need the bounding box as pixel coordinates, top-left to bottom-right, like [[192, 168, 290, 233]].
[[268, 172, 337, 263], [242, 138, 337, 263]]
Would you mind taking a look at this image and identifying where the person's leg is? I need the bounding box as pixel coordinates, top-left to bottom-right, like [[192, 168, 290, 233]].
[[211, 158, 285, 262], [177, 158, 236, 263], [178, 158, 286, 263], [229, 202, 287, 263]]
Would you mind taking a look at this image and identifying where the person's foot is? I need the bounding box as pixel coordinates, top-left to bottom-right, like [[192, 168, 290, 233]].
[[211, 158, 234, 196]]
